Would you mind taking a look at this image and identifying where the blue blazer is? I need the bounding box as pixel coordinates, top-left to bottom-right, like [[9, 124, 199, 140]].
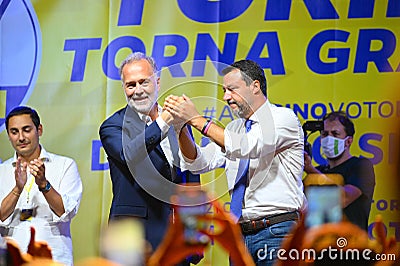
[[99, 106, 200, 250]]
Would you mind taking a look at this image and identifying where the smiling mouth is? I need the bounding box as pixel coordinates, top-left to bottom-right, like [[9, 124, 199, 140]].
[[133, 97, 148, 101]]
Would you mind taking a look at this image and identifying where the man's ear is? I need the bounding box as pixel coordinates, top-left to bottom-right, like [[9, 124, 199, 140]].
[[38, 124, 43, 137], [156, 77, 161, 92], [252, 80, 261, 95], [346, 136, 353, 147]]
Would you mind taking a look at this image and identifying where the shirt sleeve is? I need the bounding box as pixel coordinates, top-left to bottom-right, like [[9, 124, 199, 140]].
[[179, 142, 226, 174], [274, 108, 304, 152], [51, 158, 83, 223]]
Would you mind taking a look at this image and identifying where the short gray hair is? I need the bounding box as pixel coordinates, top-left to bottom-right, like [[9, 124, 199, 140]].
[[118, 52, 158, 79]]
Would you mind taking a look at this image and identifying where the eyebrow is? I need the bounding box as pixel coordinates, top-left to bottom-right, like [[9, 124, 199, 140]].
[[125, 78, 149, 85], [322, 129, 341, 134], [223, 84, 238, 91]]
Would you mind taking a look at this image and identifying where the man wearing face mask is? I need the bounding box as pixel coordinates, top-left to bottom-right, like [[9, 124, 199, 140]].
[[304, 111, 375, 231]]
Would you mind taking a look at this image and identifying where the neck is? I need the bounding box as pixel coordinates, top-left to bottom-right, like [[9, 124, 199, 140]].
[[247, 97, 266, 119], [328, 151, 352, 168], [18, 146, 41, 163]]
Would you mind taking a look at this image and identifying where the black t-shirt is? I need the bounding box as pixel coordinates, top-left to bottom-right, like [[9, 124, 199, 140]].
[[317, 157, 376, 231]]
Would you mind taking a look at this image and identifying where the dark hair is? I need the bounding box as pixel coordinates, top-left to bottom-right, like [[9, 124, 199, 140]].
[[323, 111, 355, 137], [222, 59, 267, 95], [5, 106, 41, 132]]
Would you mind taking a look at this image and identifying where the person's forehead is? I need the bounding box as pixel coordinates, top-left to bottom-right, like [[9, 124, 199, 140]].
[[123, 60, 154, 77], [8, 114, 34, 128], [323, 119, 345, 131], [223, 69, 244, 86]]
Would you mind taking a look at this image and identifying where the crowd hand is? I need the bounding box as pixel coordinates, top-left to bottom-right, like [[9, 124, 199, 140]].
[[373, 215, 399, 266], [27, 227, 52, 259], [146, 211, 207, 266], [164, 94, 201, 126], [147, 199, 255, 266], [6, 227, 52, 266], [15, 158, 28, 191], [277, 213, 400, 266], [196, 201, 255, 266], [6, 239, 30, 266], [29, 159, 47, 188]]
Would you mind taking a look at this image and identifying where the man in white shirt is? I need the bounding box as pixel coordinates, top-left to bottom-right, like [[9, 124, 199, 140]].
[[165, 59, 306, 265], [0, 106, 82, 266]]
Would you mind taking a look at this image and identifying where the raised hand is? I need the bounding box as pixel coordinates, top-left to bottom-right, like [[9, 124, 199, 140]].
[[164, 94, 201, 125], [15, 158, 28, 191], [29, 158, 47, 189], [27, 226, 53, 259], [5, 227, 53, 265]]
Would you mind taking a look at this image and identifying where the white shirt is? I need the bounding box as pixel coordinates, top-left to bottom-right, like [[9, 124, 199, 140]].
[[0, 146, 83, 265], [180, 100, 306, 220]]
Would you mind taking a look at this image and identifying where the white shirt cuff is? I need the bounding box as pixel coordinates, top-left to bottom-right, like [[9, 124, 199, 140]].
[[156, 116, 170, 138]]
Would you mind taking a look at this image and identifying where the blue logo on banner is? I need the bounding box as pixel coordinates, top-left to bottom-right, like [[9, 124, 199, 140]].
[[0, 0, 42, 132]]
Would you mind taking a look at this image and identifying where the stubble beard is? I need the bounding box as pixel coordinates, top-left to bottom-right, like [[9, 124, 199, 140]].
[[232, 102, 252, 119]]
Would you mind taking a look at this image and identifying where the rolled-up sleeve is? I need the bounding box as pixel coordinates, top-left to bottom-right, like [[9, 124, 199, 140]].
[[51, 158, 82, 223]]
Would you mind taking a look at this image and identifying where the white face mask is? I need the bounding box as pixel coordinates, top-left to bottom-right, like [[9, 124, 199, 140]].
[[321, 136, 348, 159]]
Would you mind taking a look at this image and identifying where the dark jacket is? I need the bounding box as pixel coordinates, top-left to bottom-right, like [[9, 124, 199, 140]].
[[99, 106, 200, 250]]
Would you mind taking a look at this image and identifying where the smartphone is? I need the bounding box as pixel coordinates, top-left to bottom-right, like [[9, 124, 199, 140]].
[[174, 188, 210, 245], [305, 185, 342, 228], [173, 188, 210, 244]]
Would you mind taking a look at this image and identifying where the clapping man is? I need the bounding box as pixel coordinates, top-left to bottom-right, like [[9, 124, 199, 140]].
[[0, 106, 83, 266]]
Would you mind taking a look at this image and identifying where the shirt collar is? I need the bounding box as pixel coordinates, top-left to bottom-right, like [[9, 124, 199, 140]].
[[137, 104, 162, 125], [248, 99, 270, 124], [137, 112, 152, 124]]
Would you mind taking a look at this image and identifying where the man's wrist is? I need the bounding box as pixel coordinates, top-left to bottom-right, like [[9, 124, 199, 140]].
[[191, 116, 208, 132], [39, 180, 51, 193], [14, 186, 23, 194], [160, 110, 173, 125], [156, 116, 170, 137], [12, 188, 21, 197]]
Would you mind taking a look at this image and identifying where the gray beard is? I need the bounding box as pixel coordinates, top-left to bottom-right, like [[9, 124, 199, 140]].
[[128, 99, 154, 115]]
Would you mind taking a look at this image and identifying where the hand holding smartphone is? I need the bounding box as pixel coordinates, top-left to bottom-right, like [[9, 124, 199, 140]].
[[172, 187, 210, 245], [303, 174, 344, 228]]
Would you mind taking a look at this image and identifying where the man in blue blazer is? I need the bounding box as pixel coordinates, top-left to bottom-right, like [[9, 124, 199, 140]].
[[99, 52, 200, 262]]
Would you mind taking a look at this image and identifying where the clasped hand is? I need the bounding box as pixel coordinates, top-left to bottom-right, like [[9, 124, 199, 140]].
[[163, 94, 201, 127]]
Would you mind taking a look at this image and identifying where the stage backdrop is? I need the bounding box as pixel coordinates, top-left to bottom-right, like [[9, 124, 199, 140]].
[[1, 0, 399, 264]]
